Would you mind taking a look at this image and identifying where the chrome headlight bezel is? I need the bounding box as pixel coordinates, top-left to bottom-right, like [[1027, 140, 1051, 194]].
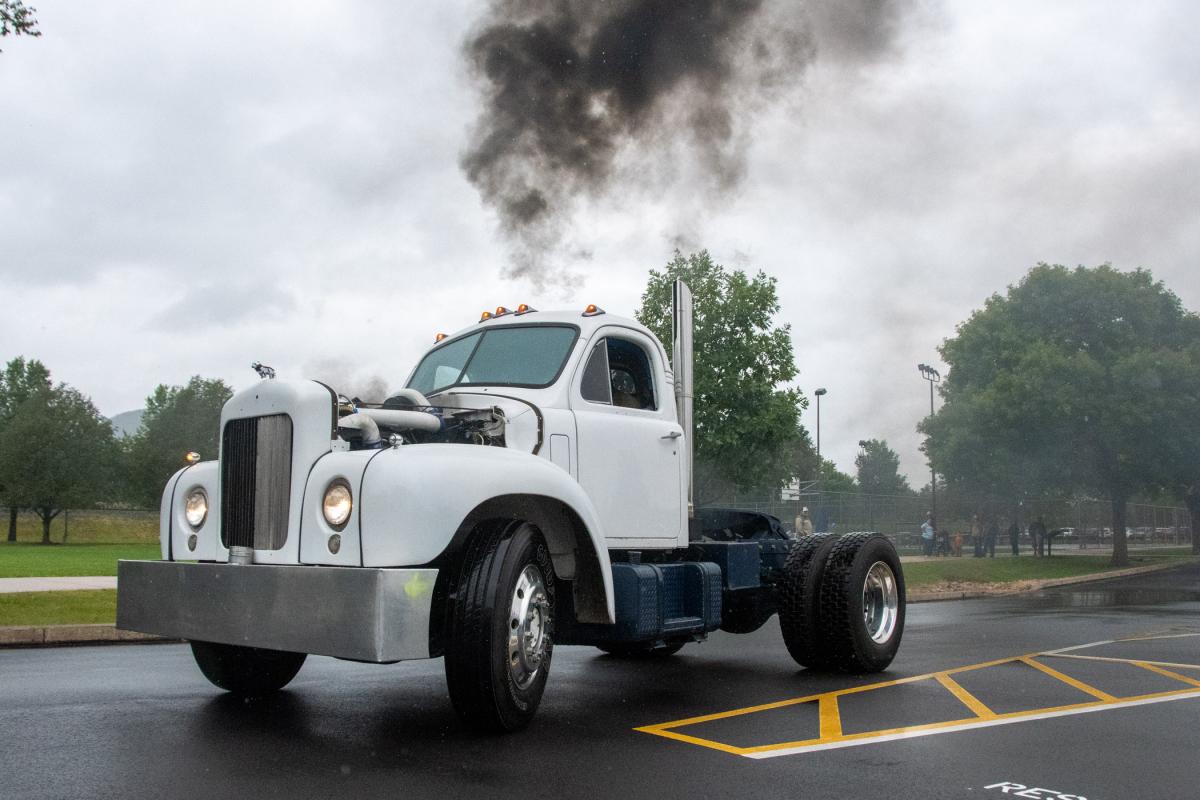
[[184, 487, 208, 530], [322, 479, 353, 531]]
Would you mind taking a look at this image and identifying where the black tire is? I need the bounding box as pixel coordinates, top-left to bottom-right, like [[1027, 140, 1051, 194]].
[[596, 641, 686, 657], [778, 533, 838, 668], [189, 641, 306, 696], [817, 532, 905, 673], [443, 520, 556, 732]]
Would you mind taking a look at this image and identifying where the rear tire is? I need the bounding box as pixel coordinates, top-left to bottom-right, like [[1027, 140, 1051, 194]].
[[444, 520, 556, 732], [190, 641, 306, 696], [818, 532, 905, 673], [778, 533, 837, 668]]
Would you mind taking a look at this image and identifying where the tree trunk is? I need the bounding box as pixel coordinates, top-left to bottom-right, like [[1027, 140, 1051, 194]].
[[37, 507, 61, 544], [1186, 484, 1200, 557], [1110, 494, 1129, 568], [6, 506, 16, 543]]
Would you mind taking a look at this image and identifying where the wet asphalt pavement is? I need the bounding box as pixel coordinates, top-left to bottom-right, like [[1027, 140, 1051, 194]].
[[1, 564, 1197, 800]]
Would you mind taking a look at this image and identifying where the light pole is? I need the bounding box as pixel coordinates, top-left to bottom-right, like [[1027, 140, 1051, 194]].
[[812, 387, 828, 532], [917, 364, 941, 523], [859, 439, 874, 531], [814, 388, 827, 463]]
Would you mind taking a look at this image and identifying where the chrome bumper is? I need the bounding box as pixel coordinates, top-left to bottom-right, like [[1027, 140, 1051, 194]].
[[116, 560, 438, 663]]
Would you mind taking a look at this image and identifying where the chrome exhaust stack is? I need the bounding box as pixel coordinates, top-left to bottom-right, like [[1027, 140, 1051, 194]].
[[672, 279, 695, 519]]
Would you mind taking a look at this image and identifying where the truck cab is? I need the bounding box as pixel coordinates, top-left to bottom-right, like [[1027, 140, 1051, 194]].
[[118, 284, 906, 732]]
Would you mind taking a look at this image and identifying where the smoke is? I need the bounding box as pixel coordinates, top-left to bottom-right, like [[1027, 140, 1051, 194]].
[[305, 359, 390, 404], [461, 0, 911, 287]]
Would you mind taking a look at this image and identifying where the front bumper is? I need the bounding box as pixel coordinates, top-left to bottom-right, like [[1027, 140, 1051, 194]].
[[116, 561, 438, 663]]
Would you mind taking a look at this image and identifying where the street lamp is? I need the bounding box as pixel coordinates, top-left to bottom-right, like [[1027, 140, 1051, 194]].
[[814, 388, 827, 462], [917, 364, 941, 523], [810, 387, 828, 531]]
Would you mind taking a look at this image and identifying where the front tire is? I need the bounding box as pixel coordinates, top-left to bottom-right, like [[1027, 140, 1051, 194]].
[[190, 641, 306, 696], [444, 520, 556, 732]]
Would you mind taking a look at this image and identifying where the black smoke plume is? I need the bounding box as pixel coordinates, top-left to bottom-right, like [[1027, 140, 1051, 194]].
[[462, 0, 909, 287]]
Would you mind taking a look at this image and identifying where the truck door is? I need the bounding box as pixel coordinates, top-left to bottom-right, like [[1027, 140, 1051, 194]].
[[570, 329, 683, 544]]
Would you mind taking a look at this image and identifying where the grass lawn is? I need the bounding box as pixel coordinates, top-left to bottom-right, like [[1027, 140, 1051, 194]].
[[0, 543, 160, 578], [0, 590, 117, 626], [904, 552, 1195, 589]]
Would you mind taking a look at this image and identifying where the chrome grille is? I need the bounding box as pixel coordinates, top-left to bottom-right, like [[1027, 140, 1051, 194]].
[[221, 414, 293, 551]]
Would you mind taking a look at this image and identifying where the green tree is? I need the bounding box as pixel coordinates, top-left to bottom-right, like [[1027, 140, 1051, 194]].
[[855, 439, 912, 496], [0, 383, 118, 543], [819, 459, 858, 495], [0, 357, 52, 541], [0, 0, 40, 50], [637, 250, 806, 502], [125, 377, 232, 507], [921, 264, 1200, 566]]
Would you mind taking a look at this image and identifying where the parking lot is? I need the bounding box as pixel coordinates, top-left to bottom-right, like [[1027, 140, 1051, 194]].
[[1, 563, 1197, 800]]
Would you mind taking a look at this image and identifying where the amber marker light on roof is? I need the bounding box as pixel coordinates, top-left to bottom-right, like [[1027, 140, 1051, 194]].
[[495, 306, 510, 316], [515, 303, 536, 315], [479, 310, 492, 322], [435, 333, 447, 342], [582, 303, 606, 317]]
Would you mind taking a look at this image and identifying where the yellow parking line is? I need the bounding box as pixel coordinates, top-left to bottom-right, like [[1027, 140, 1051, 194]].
[[818, 695, 842, 739], [636, 726, 748, 756], [637, 641, 1200, 758], [1133, 661, 1200, 688], [740, 688, 1200, 759], [935, 671, 996, 718], [1021, 657, 1119, 702]]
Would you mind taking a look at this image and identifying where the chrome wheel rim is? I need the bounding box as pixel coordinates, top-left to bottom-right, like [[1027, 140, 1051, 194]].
[[862, 561, 899, 644], [507, 564, 550, 690]]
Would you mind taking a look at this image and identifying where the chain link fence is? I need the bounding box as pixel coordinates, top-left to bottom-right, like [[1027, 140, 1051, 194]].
[[3, 496, 1193, 555], [705, 491, 1194, 557]]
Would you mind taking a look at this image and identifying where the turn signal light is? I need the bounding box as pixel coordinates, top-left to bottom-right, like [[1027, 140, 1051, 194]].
[[435, 333, 447, 342], [184, 451, 201, 464], [583, 303, 605, 317]]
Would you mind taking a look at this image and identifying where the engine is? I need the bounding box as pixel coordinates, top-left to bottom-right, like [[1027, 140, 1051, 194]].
[[335, 390, 508, 451]]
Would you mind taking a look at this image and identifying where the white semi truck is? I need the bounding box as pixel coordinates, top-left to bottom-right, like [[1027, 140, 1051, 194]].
[[118, 282, 905, 731]]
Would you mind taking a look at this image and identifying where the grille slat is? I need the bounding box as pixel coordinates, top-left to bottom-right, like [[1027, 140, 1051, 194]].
[[221, 414, 292, 552]]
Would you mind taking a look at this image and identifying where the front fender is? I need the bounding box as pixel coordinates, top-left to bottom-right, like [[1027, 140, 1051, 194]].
[[359, 444, 615, 623]]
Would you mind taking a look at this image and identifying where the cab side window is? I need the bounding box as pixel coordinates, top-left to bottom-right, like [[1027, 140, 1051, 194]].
[[606, 338, 657, 411]]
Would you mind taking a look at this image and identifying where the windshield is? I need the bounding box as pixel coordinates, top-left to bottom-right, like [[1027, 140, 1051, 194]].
[[408, 324, 578, 395]]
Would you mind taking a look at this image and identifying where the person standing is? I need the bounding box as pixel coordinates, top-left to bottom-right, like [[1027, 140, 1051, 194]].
[[1007, 518, 1020, 556], [794, 507, 814, 537], [984, 517, 999, 558], [921, 512, 936, 557], [1029, 516, 1047, 557], [971, 513, 984, 557]]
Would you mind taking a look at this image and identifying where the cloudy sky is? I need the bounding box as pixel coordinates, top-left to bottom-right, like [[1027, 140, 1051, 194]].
[[2, 1, 1197, 484]]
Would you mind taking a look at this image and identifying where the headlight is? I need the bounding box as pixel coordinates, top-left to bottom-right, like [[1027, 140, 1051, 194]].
[[322, 480, 353, 530], [184, 488, 208, 529]]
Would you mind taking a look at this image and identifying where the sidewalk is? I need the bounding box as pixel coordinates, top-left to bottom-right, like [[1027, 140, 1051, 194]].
[[0, 576, 118, 594]]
